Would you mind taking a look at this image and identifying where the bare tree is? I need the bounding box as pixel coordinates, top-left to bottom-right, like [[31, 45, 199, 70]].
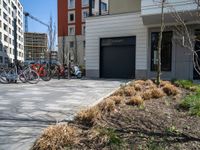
[[170, 0, 200, 76], [153, 0, 166, 85], [48, 15, 56, 63]]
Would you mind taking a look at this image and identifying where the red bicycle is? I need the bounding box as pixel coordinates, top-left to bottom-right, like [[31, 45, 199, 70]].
[[31, 62, 51, 81]]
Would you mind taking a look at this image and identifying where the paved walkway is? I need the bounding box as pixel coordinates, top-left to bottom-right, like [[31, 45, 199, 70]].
[[0, 79, 126, 150]]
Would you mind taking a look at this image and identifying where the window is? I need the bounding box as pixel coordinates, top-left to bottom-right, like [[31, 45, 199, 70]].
[[82, 0, 89, 6], [0, 44, 2, 51], [101, 2, 107, 11], [4, 35, 8, 42], [3, 23, 8, 32], [151, 31, 173, 71], [4, 57, 9, 64], [83, 41, 86, 48], [92, 0, 95, 8], [68, 0, 75, 9], [83, 11, 88, 18], [69, 41, 74, 48], [82, 25, 85, 35], [3, 12, 8, 21], [0, 56, 3, 63], [68, 11, 75, 23], [3, 1, 7, 10], [70, 14, 74, 21], [4, 46, 8, 53], [68, 26, 75, 35]]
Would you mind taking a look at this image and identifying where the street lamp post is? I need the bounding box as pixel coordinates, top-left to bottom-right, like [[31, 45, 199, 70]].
[[13, 6, 18, 65]]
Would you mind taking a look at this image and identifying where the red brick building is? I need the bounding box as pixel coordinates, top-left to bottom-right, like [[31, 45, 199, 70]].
[[57, 0, 108, 66]]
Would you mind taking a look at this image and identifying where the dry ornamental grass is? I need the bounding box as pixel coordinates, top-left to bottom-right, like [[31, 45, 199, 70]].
[[151, 88, 165, 99], [32, 124, 77, 150], [99, 99, 116, 112], [110, 96, 124, 105], [142, 90, 152, 100], [75, 107, 101, 126], [134, 83, 143, 91], [163, 84, 180, 96], [123, 86, 136, 96], [126, 95, 144, 106]]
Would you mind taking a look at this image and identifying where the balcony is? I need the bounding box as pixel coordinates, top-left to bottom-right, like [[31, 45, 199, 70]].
[[141, 0, 198, 25]]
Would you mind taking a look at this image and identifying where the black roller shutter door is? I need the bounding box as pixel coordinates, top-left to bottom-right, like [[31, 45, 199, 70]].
[[100, 36, 136, 79]]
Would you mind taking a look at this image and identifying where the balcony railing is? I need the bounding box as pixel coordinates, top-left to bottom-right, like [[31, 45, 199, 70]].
[[141, 0, 198, 16]]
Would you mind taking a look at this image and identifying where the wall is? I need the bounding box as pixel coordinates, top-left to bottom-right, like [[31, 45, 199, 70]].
[[85, 12, 148, 78], [141, 0, 197, 16], [147, 27, 194, 80], [109, 0, 141, 14]]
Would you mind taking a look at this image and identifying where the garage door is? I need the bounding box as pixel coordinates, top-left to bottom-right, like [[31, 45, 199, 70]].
[[100, 36, 136, 79]]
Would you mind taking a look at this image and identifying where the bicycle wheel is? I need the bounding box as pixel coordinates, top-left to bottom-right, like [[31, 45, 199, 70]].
[[40, 68, 52, 81], [0, 71, 9, 84], [19, 73, 27, 83], [26, 70, 40, 84]]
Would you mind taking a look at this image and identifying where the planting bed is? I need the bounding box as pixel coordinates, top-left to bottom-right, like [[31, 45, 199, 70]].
[[32, 80, 200, 150]]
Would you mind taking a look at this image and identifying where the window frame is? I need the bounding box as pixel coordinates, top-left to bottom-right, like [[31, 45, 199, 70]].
[[68, 0, 75, 9], [68, 11, 75, 23], [82, 0, 89, 7], [68, 25, 75, 36], [150, 31, 173, 72]]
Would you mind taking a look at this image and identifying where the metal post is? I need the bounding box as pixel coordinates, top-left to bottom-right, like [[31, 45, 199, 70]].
[[13, 6, 17, 65], [89, 0, 93, 16], [99, 0, 102, 15]]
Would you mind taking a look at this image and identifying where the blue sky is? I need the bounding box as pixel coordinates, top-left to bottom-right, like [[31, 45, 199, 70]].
[[20, 0, 57, 34]]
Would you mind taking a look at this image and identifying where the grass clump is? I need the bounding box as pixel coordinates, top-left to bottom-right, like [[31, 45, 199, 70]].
[[75, 107, 100, 126], [142, 90, 152, 100], [126, 95, 144, 106], [112, 89, 124, 96], [151, 88, 165, 99], [123, 86, 135, 96], [180, 93, 200, 116], [92, 127, 124, 148], [110, 96, 124, 105], [134, 83, 143, 91], [134, 80, 145, 85], [163, 84, 180, 96], [32, 124, 77, 150], [174, 80, 200, 92], [99, 99, 116, 112]]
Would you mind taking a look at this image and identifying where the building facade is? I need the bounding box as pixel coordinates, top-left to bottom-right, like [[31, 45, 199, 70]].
[[0, 0, 24, 65], [57, 0, 108, 66], [86, 0, 200, 80], [24, 32, 48, 61]]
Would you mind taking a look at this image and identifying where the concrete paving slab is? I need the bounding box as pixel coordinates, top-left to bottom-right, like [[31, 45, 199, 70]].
[[0, 79, 126, 150]]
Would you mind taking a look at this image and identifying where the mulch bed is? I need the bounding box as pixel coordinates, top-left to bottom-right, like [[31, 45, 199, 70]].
[[32, 81, 200, 150], [71, 89, 200, 150]]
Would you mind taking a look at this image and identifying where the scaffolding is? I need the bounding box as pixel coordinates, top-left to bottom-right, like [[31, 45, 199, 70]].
[[24, 32, 48, 61]]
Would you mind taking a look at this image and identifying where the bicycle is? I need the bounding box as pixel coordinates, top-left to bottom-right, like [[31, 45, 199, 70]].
[[0, 64, 18, 83], [19, 64, 40, 84], [31, 62, 51, 81], [0, 63, 39, 84]]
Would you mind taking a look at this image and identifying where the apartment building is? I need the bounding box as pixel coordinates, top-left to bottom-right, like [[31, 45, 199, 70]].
[[85, 0, 200, 80], [24, 32, 48, 61], [0, 0, 24, 65], [57, 0, 108, 66]]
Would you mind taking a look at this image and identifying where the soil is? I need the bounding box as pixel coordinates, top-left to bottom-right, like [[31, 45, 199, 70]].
[[70, 88, 200, 150]]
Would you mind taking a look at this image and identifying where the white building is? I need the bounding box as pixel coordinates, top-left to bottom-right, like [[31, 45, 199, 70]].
[[86, 0, 200, 80], [0, 0, 24, 65]]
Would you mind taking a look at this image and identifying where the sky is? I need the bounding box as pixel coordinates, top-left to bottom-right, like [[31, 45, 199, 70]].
[[20, 0, 57, 34]]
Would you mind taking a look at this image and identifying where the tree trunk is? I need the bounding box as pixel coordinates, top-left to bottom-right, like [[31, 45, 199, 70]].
[[157, 0, 165, 86]]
